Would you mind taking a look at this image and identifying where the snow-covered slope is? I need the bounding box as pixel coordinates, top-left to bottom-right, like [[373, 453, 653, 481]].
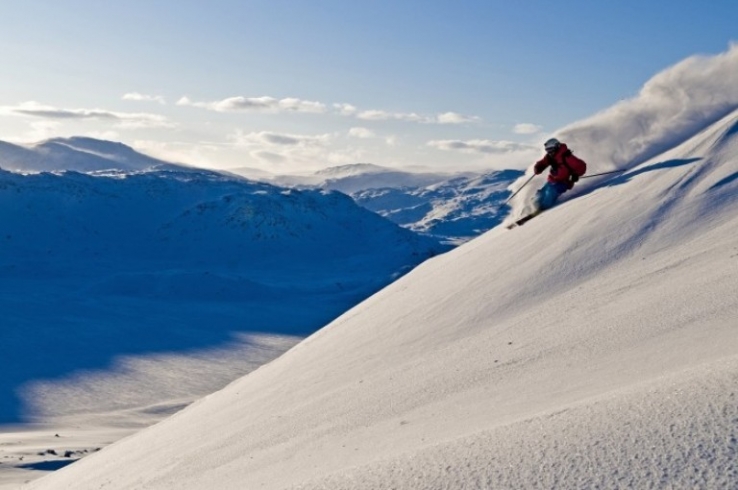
[[25, 107, 738, 489], [0, 137, 183, 173]]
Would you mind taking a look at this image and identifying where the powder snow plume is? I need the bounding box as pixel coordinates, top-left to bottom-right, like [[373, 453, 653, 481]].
[[507, 43, 738, 219]]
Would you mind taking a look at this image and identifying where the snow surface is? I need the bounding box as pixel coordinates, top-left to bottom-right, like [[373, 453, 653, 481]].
[[22, 103, 738, 489]]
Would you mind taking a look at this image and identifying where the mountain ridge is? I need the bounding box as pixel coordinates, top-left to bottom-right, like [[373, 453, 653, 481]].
[[0, 137, 184, 173], [242, 164, 522, 243], [1, 137, 519, 244]]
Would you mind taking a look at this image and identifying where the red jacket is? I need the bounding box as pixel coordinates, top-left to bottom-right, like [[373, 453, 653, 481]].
[[534, 143, 587, 188]]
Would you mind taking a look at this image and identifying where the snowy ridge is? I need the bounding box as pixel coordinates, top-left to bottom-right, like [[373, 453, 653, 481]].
[[353, 169, 522, 243], [25, 109, 738, 489], [313, 163, 388, 177], [0, 168, 443, 266], [261, 163, 476, 194], [246, 164, 522, 243]]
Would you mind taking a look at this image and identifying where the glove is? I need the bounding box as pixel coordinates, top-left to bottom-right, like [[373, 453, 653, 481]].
[[569, 173, 579, 183]]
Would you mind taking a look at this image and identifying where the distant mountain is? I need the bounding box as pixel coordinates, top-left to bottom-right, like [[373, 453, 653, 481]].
[[314, 163, 388, 178], [238, 163, 523, 244], [0, 137, 184, 173], [352, 169, 523, 243], [0, 138, 521, 245], [261, 163, 467, 193], [0, 167, 444, 275]]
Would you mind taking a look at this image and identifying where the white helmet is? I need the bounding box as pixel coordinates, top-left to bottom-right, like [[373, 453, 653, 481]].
[[544, 138, 561, 152]]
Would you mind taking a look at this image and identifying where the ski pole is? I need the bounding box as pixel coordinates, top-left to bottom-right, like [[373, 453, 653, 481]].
[[502, 173, 535, 206], [581, 169, 626, 179]]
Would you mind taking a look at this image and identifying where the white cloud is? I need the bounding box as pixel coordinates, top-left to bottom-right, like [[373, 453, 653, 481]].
[[2, 101, 175, 129], [355, 108, 479, 125], [230, 130, 333, 148], [132, 139, 224, 167], [24, 120, 62, 141], [514, 123, 542, 135], [226, 130, 368, 170], [428, 139, 535, 154], [251, 150, 289, 164], [82, 130, 122, 141], [178, 96, 327, 114], [436, 112, 480, 124], [5, 101, 118, 120], [356, 109, 412, 122], [348, 127, 376, 139], [176, 94, 478, 126], [278, 97, 326, 113], [123, 92, 166, 104], [333, 103, 358, 116], [116, 115, 175, 129]]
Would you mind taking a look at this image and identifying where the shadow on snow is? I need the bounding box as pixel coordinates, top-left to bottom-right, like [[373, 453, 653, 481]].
[[0, 272, 389, 425], [603, 158, 702, 188]]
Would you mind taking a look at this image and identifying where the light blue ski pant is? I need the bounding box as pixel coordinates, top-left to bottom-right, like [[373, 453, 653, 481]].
[[535, 182, 569, 210]]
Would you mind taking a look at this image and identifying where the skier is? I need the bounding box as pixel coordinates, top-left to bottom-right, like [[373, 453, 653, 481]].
[[533, 138, 587, 211]]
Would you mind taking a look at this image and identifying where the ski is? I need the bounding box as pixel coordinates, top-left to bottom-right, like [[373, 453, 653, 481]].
[[506, 210, 542, 229]]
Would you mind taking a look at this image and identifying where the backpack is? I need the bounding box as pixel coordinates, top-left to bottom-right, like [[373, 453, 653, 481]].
[[559, 149, 587, 177]]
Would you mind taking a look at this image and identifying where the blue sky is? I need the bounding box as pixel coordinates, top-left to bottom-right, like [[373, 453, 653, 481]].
[[0, 0, 736, 173]]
